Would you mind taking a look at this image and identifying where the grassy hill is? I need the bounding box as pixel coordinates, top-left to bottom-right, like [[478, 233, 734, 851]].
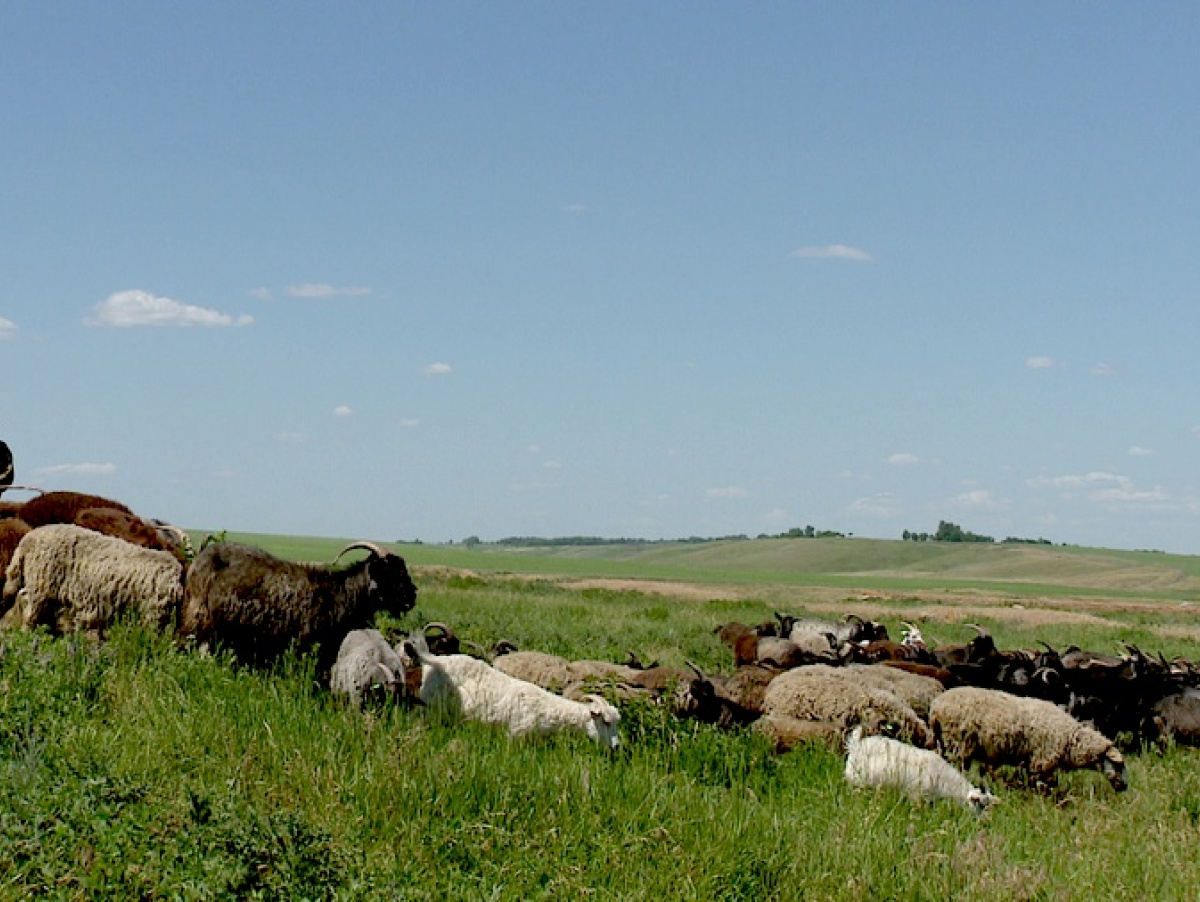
[[205, 531, 1200, 603]]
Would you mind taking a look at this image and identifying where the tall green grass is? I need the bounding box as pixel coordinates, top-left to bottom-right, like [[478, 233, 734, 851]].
[[5, 565, 1200, 899]]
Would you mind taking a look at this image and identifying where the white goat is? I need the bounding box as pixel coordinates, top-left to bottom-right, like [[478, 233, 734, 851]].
[[844, 727, 997, 813], [406, 638, 621, 750]]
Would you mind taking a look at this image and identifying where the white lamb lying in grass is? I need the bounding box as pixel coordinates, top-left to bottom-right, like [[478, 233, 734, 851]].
[[403, 636, 622, 750], [844, 727, 997, 813]]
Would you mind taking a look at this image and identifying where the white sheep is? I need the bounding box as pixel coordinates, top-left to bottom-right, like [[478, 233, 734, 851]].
[[408, 639, 621, 750], [929, 686, 1128, 791], [761, 664, 933, 747], [2, 523, 184, 636], [844, 726, 997, 813], [329, 629, 420, 705]]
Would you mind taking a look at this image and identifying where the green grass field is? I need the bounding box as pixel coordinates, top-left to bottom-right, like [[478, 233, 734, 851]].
[[4, 533, 1200, 899]]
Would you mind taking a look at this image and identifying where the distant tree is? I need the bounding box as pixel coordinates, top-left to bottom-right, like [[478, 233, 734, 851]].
[[935, 520, 994, 543], [463, 536, 481, 548]]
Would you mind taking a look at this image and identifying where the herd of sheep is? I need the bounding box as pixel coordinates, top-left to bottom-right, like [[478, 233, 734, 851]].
[[4, 486, 1200, 813]]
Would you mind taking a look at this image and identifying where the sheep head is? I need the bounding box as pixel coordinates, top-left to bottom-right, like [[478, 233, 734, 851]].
[[1101, 747, 1128, 792]]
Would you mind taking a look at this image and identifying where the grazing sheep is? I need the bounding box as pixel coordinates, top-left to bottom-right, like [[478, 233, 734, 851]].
[[329, 628, 421, 705], [845, 663, 945, 719], [407, 638, 621, 749], [179, 539, 418, 669], [1, 523, 184, 636], [492, 649, 638, 691], [761, 664, 933, 748], [753, 714, 844, 753], [671, 662, 761, 728], [844, 726, 997, 813], [929, 686, 1128, 791]]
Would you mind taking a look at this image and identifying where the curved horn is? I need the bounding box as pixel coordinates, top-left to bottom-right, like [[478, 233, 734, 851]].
[[462, 639, 492, 661], [423, 621, 455, 638], [375, 662, 396, 685], [1038, 641, 1058, 655], [965, 623, 989, 637], [684, 660, 706, 680], [334, 540, 390, 563], [492, 638, 519, 657], [844, 613, 864, 624]]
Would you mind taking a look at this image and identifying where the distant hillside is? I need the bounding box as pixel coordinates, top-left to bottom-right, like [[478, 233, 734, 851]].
[[207, 532, 1200, 601]]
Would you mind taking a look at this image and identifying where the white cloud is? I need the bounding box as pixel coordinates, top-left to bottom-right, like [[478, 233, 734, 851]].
[[249, 287, 273, 300], [542, 460, 563, 471], [424, 362, 452, 375], [887, 453, 920, 466], [34, 462, 117, 477], [848, 493, 902, 518], [1030, 470, 1170, 507], [400, 418, 421, 429], [707, 486, 749, 499], [1025, 356, 1055, 370], [87, 290, 253, 328], [0, 318, 16, 339], [1091, 363, 1116, 377], [1128, 446, 1154, 457], [953, 489, 1001, 510], [333, 405, 354, 418], [790, 243, 874, 262], [1030, 471, 1122, 490], [285, 284, 371, 298]]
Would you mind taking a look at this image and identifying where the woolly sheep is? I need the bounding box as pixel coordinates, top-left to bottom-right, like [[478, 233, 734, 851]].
[[1, 523, 184, 636], [845, 663, 945, 719], [929, 686, 1128, 791], [409, 639, 622, 749], [329, 628, 421, 705], [492, 649, 638, 691], [753, 714, 843, 753], [761, 664, 933, 747], [17, 490, 134, 528], [844, 726, 997, 813], [179, 539, 417, 670]]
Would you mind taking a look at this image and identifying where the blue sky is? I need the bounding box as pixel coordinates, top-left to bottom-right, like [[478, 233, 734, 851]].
[[3, 3, 1199, 552]]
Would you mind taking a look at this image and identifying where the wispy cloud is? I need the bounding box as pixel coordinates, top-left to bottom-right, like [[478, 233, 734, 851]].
[[0, 317, 16, 339], [424, 362, 452, 376], [1031, 471, 1168, 506], [562, 203, 591, 214], [400, 418, 421, 429], [87, 290, 253, 328], [1091, 363, 1117, 377], [1128, 446, 1154, 457], [274, 431, 309, 444], [953, 489, 1003, 510], [333, 405, 354, 418], [790, 244, 874, 262], [34, 462, 117, 477], [706, 486, 749, 499], [887, 453, 921, 466], [848, 493, 902, 518], [1025, 356, 1055, 370], [285, 284, 371, 298]]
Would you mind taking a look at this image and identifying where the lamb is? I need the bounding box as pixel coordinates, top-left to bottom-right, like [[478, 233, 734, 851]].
[[761, 664, 933, 747], [179, 539, 418, 670], [929, 686, 1128, 791], [407, 638, 621, 749], [329, 628, 422, 705], [844, 726, 997, 813], [753, 714, 844, 753], [0, 523, 184, 636]]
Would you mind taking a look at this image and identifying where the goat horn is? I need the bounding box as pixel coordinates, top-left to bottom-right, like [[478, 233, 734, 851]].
[[462, 639, 491, 661], [334, 540, 390, 562], [375, 663, 396, 685], [684, 660, 706, 680], [966, 623, 989, 637], [423, 621, 455, 638]]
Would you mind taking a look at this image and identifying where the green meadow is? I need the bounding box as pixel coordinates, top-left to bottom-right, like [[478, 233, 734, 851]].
[[4, 533, 1200, 899]]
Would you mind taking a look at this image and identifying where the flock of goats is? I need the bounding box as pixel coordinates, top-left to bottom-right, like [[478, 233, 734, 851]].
[[3, 484, 1200, 814]]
